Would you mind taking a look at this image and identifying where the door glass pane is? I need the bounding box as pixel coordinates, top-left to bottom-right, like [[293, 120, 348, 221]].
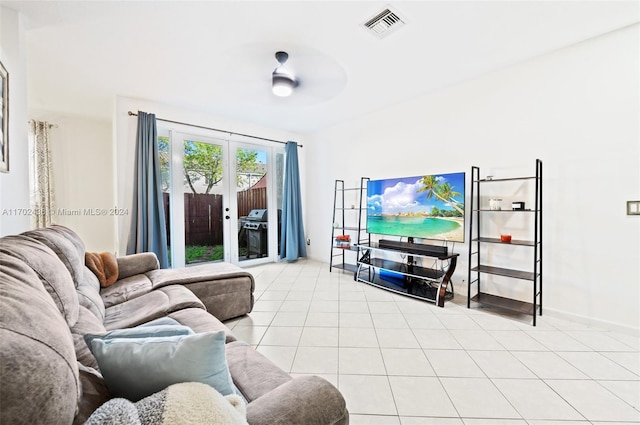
[[236, 148, 268, 261], [158, 133, 171, 267], [183, 140, 225, 264]]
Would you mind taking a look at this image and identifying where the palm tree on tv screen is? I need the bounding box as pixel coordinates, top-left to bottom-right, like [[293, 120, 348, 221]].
[[418, 175, 463, 215]]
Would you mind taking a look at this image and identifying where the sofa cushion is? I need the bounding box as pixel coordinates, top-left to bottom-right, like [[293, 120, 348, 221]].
[[74, 363, 111, 425], [103, 285, 205, 330], [22, 225, 86, 287], [246, 375, 349, 425], [179, 277, 255, 322], [87, 331, 235, 401], [117, 252, 159, 279], [146, 262, 255, 321], [100, 273, 153, 308], [0, 235, 80, 327], [48, 224, 87, 261], [0, 253, 81, 425], [77, 266, 106, 321], [225, 341, 292, 402], [138, 317, 183, 327], [167, 308, 237, 343], [71, 305, 107, 370], [22, 225, 108, 321], [146, 262, 254, 289]]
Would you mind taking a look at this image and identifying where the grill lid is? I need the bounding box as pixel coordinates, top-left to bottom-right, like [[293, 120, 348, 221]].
[[246, 209, 268, 221]]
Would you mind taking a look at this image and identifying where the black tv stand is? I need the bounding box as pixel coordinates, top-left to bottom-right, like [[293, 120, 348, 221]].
[[355, 239, 459, 307]]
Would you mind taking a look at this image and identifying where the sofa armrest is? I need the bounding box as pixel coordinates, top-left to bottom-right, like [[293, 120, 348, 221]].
[[116, 253, 159, 279], [246, 375, 348, 425]]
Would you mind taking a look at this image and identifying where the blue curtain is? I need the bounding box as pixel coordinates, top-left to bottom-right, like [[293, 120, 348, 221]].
[[126, 111, 169, 268], [279, 141, 307, 261]]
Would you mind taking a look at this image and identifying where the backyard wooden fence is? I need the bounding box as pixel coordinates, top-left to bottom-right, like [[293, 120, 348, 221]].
[[163, 187, 267, 246]]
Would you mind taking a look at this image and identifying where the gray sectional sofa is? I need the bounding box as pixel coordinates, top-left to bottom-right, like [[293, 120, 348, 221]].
[[0, 225, 349, 424]]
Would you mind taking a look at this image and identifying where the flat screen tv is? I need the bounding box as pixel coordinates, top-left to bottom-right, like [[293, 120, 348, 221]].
[[367, 172, 465, 242]]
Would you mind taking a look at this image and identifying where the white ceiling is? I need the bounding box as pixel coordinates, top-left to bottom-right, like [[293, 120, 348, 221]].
[[4, 1, 639, 133]]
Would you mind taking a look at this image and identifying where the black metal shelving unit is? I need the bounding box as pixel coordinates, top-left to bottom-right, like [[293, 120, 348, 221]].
[[329, 178, 369, 274], [467, 159, 543, 325]]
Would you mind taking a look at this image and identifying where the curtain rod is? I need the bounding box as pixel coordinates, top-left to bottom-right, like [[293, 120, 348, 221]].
[[127, 111, 302, 148], [28, 120, 58, 129]]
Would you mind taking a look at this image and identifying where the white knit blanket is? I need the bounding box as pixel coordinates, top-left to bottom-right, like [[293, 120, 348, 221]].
[[85, 382, 248, 425]]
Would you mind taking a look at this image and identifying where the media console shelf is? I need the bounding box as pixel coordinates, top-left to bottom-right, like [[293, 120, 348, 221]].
[[355, 240, 459, 307]]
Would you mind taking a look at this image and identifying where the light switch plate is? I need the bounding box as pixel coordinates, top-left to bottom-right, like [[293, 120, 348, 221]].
[[627, 201, 640, 215]]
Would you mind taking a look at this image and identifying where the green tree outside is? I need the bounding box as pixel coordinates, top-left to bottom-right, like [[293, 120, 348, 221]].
[[158, 137, 261, 194]]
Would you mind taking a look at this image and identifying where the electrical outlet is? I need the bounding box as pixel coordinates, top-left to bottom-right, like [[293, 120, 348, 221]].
[[306, 238, 311, 245]]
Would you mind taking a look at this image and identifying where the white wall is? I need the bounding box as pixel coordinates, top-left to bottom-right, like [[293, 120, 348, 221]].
[[114, 96, 305, 255], [0, 6, 30, 236], [28, 110, 115, 252], [306, 25, 640, 333]]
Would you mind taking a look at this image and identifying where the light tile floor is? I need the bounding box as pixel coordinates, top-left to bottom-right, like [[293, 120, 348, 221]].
[[226, 259, 640, 425]]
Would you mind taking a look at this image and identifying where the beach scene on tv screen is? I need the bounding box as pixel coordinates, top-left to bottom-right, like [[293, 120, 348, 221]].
[[367, 172, 465, 242]]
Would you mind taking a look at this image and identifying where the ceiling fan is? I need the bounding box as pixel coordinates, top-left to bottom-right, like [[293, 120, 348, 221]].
[[271, 51, 299, 97], [214, 43, 347, 106]]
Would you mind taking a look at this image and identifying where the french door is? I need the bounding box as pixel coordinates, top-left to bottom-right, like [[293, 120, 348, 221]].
[[160, 130, 282, 267]]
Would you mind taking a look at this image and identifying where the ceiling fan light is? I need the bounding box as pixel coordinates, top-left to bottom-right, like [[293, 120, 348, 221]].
[[272, 70, 296, 97], [272, 81, 294, 97]]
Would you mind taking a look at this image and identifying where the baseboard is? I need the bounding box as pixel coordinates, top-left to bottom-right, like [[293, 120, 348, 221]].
[[455, 291, 639, 337], [542, 307, 640, 337]]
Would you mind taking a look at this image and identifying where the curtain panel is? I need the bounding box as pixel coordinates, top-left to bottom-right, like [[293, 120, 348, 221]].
[[126, 111, 169, 268], [279, 141, 307, 261], [28, 120, 55, 228]]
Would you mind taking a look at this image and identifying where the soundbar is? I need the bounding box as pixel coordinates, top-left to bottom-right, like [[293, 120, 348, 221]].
[[378, 239, 448, 257]]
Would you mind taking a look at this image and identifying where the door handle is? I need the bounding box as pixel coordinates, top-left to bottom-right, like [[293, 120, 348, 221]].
[[225, 208, 230, 212], [225, 215, 230, 220]]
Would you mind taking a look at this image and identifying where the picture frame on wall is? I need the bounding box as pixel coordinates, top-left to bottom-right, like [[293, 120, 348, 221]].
[[0, 60, 8, 173]]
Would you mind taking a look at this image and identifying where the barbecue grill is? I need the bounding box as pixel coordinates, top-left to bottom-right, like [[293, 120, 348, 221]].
[[244, 209, 268, 258]]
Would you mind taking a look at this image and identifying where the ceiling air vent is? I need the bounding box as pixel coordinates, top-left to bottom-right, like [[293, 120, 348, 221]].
[[363, 8, 405, 39]]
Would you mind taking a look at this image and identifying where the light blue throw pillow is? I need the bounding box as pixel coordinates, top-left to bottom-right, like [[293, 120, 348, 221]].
[[87, 331, 234, 401], [83, 324, 194, 348]]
